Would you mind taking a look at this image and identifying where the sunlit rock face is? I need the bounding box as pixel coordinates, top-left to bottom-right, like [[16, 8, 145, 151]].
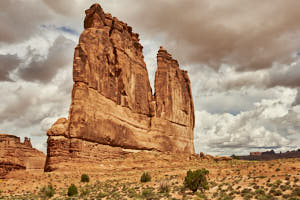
[[0, 134, 45, 178], [45, 4, 195, 172]]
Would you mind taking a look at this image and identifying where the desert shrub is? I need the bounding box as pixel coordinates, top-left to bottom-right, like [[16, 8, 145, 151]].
[[81, 174, 90, 182], [127, 188, 140, 198], [292, 187, 300, 196], [184, 168, 209, 193], [40, 184, 55, 198], [269, 189, 282, 196], [275, 168, 280, 172], [241, 188, 253, 199], [275, 180, 282, 185], [216, 191, 234, 200], [258, 175, 266, 179], [141, 188, 154, 198], [159, 181, 169, 193], [140, 172, 151, 183], [80, 188, 90, 197], [255, 189, 265, 195], [67, 184, 78, 196], [280, 184, 290, 191], [256, 193, 277, 200]]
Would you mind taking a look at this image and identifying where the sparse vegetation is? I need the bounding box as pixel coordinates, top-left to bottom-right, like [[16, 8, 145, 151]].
[[81, 173, 90, 183], [140, 172, 151, 183], [159, 181, 170, 193], [0, 155, 299, 199], [39, 184, 54, 198], [67, 184, 78, 196], [184, 168, 209, 193]]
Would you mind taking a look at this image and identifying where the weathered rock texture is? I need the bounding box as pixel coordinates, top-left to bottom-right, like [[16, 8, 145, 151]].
[[0, 134, 45, 177], [45, 4, 194, 171]]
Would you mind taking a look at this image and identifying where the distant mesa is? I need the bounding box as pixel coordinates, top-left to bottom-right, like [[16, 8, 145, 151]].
[[236, 149, 300, 161], [44, 3, 195, 171], [0, 134, 45, 178]]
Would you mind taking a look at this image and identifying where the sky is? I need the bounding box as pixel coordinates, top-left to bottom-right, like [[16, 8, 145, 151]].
[[1, 0, 300, 156]]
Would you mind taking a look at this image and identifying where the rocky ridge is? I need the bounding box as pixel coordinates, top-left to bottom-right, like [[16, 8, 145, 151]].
[[0, 134, 45, 178], [45, 4, 195, 171]]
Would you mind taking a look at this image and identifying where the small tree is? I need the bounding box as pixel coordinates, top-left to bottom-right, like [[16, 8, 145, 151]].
[[81, 174, 90, 183], [140, 172, 151, 183], [184, 168, 209, 193], [67, 184, 78, 196]]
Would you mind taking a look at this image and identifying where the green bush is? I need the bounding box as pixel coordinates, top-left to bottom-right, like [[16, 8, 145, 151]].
[[81, 174, 90, 183], [40, 184, 55, 198], [184, 168, 209, 193], [67, 184, 78, 196], [140, 172, 151, 183]]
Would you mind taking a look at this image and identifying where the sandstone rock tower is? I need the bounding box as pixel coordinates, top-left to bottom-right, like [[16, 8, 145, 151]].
[[0, 134, 45, 177], [45, 4, 194, 171]]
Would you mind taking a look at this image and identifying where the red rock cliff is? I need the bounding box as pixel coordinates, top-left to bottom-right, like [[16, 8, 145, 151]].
[[0, 134, 45, 178], [45, 4, 195, 171]]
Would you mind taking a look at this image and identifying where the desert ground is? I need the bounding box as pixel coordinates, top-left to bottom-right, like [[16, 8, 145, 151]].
[[0, 151, 299, 200]]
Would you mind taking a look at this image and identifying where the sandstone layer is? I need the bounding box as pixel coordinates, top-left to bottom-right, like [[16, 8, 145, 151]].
[[45, 4, 195, 171], [0, 134, 45, 178]]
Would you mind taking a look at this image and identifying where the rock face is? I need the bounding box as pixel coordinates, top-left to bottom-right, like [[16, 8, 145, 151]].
[[45, 4, 195, 171], [0, 134, 45, 178]]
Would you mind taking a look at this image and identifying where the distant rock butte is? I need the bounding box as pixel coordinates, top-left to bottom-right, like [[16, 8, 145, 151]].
[[45, 4, 195, 171], [0, 134, 45, 178]]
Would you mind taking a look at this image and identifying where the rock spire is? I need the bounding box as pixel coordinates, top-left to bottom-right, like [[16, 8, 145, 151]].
[[45, 4, 195, 171]]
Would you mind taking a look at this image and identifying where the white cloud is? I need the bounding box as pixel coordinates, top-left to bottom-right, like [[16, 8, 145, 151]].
[[1, 0, 299, 156], [194, 87, 299, 156]]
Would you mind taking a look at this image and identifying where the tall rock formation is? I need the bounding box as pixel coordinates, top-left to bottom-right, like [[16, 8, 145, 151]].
[[0, 134, 45, 178], [45, 4, 194, 171]]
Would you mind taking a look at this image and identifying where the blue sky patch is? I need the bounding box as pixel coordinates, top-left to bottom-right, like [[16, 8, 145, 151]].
[[41, 24, 79, 35]]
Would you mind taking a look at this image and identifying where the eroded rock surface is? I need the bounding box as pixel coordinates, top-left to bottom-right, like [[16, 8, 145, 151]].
[[45, 3, 195, 171], [0, 134, 45, 177]]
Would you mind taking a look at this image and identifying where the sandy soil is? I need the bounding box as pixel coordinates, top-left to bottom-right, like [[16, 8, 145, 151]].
[[0, 151, 299, 199]]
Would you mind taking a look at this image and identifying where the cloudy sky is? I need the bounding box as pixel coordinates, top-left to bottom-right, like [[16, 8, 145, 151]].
[[1, 0, 300, 156]]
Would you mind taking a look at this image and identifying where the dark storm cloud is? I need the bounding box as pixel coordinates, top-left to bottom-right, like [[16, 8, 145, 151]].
[[119, 0, 300, 71], [0, 54, 21, 81], [0, 0, 51, 44], [41, 0, 300, 71], [17, 35, 75, 83]]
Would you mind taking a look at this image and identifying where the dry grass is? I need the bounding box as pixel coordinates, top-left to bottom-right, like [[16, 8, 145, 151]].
[[0, 152, 299, 199]]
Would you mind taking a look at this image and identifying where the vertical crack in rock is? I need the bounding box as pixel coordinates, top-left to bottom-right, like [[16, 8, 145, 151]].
[[45, 3, 195, 171]]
